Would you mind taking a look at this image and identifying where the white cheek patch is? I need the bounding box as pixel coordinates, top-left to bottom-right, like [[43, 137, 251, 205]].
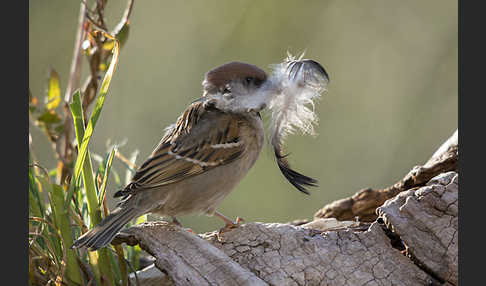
[[212, 88, 269, 113], [205, 52, 328, 146], [233, 99, 262, 113]]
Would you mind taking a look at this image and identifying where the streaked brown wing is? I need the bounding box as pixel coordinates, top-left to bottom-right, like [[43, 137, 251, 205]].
[[117, 100, 245, 196]]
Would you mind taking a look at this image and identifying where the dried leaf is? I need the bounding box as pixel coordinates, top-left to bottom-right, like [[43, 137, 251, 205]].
[[46, 69, 61, 110]]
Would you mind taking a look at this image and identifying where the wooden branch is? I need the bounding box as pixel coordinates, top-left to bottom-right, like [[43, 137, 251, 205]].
[[314, 129, 458, 222], [113, 222, 267, 286], [112, 171, 457, 285], [109, 130, 458, 285], [377, 171, 458, 285]]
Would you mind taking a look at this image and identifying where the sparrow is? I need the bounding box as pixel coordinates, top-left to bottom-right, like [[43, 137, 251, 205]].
[[73, 62, 269, 250], [72, 59, 326, 250]]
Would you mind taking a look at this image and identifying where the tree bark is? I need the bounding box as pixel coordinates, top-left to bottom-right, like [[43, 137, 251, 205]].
[[314, 130, 457, 222], [112, 130, 458, 286]]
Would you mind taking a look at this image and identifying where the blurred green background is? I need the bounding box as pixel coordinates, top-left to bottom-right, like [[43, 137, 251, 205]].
[[29, 0, 457, 233]]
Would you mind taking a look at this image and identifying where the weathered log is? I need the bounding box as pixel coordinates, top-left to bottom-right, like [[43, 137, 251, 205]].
[[314, 130, 458, 222], [112, 130, 459, 285], [377, 171, 458, 285], [114, 222, 267, 286], [115, 171, 457, 285]]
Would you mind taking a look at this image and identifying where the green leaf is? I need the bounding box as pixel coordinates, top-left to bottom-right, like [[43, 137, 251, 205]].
[[69, 91, 85, 184], [37, 110, 61, 124], [69, 90, 100, 225], [114, 21, 130, 48], [64, 173, 80, 210], [54, 124, 64, 134], [110, 168, 123, 189], [46, 69, 61, 110], [72, 34, 120, 187], [49, 184, 83, 284], [98, 147, 116, 206], [48, 168, 57, 177], [65, 90, 84, 208], [128, 244, 141, 270], [69, 37, 120, 281], [36, 176, 63, 260], [135, 214, 147, 225], [113, 244, 128, 286], [28, 162, 45, 217], [68, 32, 120, 286]]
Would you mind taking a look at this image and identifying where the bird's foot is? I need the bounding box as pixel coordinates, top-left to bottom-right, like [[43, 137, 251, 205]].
[[171, 216, 182, 227], [214, 211, 244, 241], [171, 216, 194, 233]]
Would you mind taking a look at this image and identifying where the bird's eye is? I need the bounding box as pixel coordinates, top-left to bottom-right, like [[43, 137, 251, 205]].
[[253, 78, 263, 87], [222, 85, 233, 98], [245, 77, 253, 85], [222, 84, 231, 94]]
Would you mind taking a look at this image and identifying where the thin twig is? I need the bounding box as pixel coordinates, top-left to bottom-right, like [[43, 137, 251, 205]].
[[59, 1, 88, 185], [95, 0, 107, 30], [64, 2, 87, 103], [122, 0, 135, 23], [115, 151, 138, 170], [80, 0, 97, 14], [29, 163, 51, 184], [29, 217, 68, 283]]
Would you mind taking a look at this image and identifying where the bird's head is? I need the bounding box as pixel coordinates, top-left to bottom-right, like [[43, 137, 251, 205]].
[[202, 61, 269, 114]]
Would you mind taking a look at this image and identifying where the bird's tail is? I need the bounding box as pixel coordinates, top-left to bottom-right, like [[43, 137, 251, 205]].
[[71, 207, 140, 250]]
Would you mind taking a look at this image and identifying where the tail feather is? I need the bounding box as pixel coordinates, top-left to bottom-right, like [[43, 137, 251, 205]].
[[274, 147, 318, 195], [71, 207, 140, 250]]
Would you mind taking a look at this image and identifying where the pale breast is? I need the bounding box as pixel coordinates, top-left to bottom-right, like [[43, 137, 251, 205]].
[[149, 112, 265, 217]]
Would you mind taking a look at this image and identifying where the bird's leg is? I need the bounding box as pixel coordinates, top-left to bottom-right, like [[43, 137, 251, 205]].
[[171, 216, 195, 233], [214, 211, 244, 240], [214, 211, 244, 227], [171, 216, 182, 227]]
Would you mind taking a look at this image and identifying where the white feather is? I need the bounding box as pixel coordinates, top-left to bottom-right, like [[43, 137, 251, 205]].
[[264, 52, 329, 147]]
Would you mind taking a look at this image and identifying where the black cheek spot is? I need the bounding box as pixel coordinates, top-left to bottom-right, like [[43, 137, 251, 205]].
[[254, 78, 263, 87]]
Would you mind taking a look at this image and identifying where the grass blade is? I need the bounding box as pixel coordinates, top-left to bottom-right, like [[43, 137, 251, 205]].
[[72, 32, 120, 184], [98, 147, 116, 206], [114, 245, 128, 286], [49, 184, 83, 285], [68, 32, 120, 284], [70, 91, 114, 285], [29, 166, 44, 218]]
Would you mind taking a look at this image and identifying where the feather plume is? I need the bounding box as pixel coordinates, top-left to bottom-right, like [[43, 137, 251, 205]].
[[264, 52, 329, 194]]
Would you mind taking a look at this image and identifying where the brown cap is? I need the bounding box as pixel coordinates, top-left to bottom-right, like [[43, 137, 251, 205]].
[[204, 61, 267, 91]]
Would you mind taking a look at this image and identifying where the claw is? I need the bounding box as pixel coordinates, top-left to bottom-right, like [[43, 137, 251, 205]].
[[171, 216, 194, 233], [171, 216, 182, 227], [214, 211, 244, 241]]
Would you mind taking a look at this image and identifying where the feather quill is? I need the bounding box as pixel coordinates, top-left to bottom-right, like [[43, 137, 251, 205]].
[[263, 52, 329, 194]]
